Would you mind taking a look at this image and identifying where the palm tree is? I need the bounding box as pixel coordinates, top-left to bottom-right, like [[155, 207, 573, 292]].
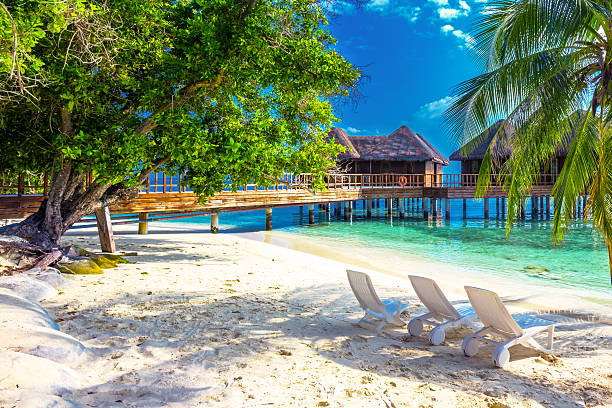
[[444, 0, 612, 284]]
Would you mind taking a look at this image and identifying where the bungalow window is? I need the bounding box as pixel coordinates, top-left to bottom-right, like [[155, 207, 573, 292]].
[[471, 160, 479, 174]]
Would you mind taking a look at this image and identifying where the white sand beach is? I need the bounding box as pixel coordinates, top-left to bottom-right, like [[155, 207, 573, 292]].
[[1, 222, 611, 407]]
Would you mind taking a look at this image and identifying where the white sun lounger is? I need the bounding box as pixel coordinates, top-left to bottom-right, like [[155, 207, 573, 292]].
[[346, 270, 408, 333], [462, 286, 556, 368], [406, 275, 478, 345]]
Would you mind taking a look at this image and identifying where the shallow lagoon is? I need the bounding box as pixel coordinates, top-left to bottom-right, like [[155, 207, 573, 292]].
[[168, 199, 611, 298]]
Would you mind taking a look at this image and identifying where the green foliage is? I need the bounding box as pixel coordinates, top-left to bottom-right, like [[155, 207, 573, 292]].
[[444, 0, 612, 281], [0, 0, 358, 194]]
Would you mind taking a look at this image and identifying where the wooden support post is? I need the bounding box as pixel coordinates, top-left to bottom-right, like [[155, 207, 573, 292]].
[[496, 198, 500, 219], [445, 198, 450, 220], [399, 199, 405, 218], [95, 206, 116, 253], [17, 173, 24, 197], [530, 196, 536, 216], [344, 201, 349, 219], [265, 208, 272, 231], [367, 200, 372, 217], [138, 212, 148, 235], [431, 198, 436, 218], [521, 200, 526, 219], [463, 199, 467, 219], [484, 198, 489, 219], [211, 213, 219, 233], [501, 197, 506, 218], [308, 204, 315, 224], [546, 196, 551, 217], [540, 196, 544, 214], [387, 199, 392, 215], [334, 202, 341, 216], [423, 198, 429, 219]]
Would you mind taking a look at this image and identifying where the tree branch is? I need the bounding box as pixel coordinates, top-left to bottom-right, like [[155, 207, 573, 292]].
[[239, 0, 257, 22], [134, 74, 224, 136], [137, 156, 170, 184], [0, 1, 24, 93]]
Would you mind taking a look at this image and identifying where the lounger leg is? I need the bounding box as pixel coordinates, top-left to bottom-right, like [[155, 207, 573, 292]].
[[429, 326, 446, 345], [358, 314, 376, 330], [524, 328, 555, 354], [462, 327, 493, 357], [492, 344, 510, 368], [547, 326, 554, 350], [374, 320, 387, 333], [408, 318, 424, 336]]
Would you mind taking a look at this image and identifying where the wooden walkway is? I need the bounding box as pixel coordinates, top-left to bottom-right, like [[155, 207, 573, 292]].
[[0, 172, 557, 219], [1, 172, 565, 252]]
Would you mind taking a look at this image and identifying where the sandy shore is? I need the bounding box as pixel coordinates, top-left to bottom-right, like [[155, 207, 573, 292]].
[[8, 223, 612, 407]]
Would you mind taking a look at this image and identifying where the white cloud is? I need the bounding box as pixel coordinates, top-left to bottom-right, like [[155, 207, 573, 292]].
[[453, 29, 476, 48], [438, 8, 461, 19], [402, 6, 421, 22], [368, 0, 390, 9], [347, 127, 364, 134], [474, 0, 487, 3], [441, 24, 476, 49], [417, 96, 454, 119], [459, 0, 471, 11], [364, 0, 421, 22], [427, 0, 449, 6]]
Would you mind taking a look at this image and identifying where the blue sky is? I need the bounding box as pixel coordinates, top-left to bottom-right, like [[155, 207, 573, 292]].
[[329, 0, 489, 167]]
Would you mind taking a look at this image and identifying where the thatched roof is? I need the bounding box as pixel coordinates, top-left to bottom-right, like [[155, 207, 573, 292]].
[[449, 112, 586, 161], [328, 125, 449, 165], [327, 127, 360, 160], [449, 120, 514, 161]]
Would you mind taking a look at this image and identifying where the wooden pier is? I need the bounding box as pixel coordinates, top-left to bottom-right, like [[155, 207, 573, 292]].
[[1, 172, 575, 250]]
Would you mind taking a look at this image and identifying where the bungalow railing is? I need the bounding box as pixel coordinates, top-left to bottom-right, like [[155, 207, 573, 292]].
[[440, 173, 559, 188], [1, 172, 560, 197]]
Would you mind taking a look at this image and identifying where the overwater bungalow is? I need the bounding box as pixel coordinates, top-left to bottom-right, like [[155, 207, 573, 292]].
[[449, 119, 576, 181], [328, 125, 450, 177]]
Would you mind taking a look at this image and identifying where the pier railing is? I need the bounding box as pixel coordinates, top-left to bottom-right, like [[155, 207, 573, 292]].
[[1, 172, 560, 197]]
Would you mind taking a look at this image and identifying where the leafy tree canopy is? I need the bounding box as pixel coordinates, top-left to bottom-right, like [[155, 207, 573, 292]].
[[0, 0, 359, 247]]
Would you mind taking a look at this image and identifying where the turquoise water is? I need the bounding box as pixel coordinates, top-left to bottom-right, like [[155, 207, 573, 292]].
[[166, 199, 611, 297]]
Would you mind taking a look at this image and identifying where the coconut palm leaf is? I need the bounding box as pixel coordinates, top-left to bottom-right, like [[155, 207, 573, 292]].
[[444, 0, 612, 284]]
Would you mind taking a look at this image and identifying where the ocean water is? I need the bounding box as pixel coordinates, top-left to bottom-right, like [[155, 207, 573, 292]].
[[165, 199, 611, 298]]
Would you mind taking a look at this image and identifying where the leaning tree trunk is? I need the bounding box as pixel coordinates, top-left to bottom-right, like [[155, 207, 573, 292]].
[[1, 162, 141, 250], [1, 153, 168, 253]]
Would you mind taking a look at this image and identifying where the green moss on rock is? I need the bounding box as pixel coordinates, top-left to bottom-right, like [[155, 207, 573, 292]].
[[90, 255, 118, 269], [57, 259, 103, 275], [103, 254, 129, 264]]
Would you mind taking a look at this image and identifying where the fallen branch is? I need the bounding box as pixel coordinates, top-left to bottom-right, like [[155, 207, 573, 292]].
[[5, 249, 62, 274]]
